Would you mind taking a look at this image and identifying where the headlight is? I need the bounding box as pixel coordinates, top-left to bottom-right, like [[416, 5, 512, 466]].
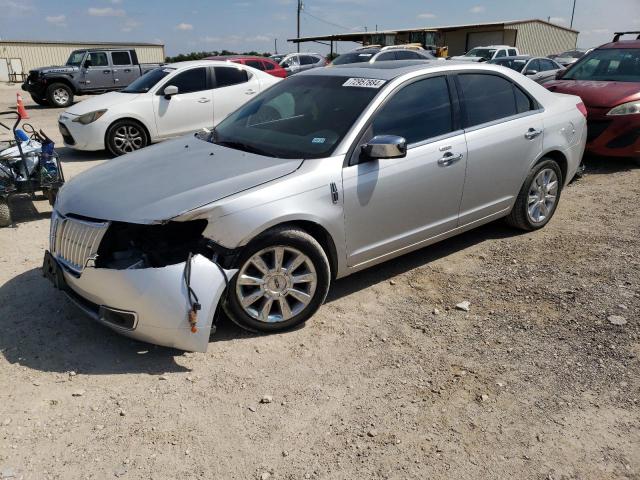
[[72, 109, 107, 125], [607, 101, 640, 116]]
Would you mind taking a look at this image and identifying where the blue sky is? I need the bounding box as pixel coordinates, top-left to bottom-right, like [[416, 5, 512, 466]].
[[0, 0, 638, 56]]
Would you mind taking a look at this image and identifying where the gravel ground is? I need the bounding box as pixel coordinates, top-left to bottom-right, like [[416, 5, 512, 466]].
[[0, 83, 639, 480]]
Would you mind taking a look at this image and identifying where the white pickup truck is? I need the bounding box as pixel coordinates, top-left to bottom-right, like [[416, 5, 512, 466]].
[[450, 45, 520, 62]]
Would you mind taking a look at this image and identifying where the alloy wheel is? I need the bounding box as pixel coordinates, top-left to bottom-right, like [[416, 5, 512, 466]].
[[113, 125, 144, 154], [235, 246, 318, 323], [53, 88, 69, 106], [527, 168, 558, 224]]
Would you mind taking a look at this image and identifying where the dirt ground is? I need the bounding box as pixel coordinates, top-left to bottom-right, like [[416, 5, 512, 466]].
[[0, 83, 638, 480]]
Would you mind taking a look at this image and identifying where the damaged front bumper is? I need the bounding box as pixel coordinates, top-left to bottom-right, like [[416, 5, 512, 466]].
[[43, 250, 235, 352]]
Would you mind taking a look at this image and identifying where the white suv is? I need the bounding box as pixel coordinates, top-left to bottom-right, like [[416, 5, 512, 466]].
[[451, 45, 519, 62]]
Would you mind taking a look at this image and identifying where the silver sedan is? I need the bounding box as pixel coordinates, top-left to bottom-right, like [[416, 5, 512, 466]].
[[45, 61, 587, 351]]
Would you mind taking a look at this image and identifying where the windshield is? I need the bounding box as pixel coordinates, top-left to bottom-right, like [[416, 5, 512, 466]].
[[66, 50, 86, 66], [208, 75, 384, 159], [122, 67, 175, 93], [563, 48, 640, 82], [332, 51, 376, 65], [271, 55, 286, 63], [490, 58, 528, 72], [465, 48, 497, 60]]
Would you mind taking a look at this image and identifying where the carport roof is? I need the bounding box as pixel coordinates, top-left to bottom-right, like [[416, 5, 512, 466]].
[[288, 18, 578, 43]]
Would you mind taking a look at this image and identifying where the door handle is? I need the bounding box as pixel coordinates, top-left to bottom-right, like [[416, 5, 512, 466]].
[[198, 98, 211, 103], [245, 89, 257, 95], [437, 152, 463, 166], [103, 70, 111, 74], [124, 69, 131, 73], [525, 128, 543, 140]]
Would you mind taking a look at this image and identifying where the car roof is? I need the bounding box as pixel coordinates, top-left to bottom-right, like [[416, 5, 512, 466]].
[[599, 39, 640, 49], [164, 60, 249, 69], [206, 55, 271, 61], [302, 60, 492, 80]]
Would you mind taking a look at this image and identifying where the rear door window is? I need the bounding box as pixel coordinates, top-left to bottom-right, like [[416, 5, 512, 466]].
[[111, 51, 132, 66], [458, 73, 534, 127], [245, 60, 265, 70], [371, 76, 453, 144], [264, 61, 275, 71], [214, 66, 249, 88], [540, 59, 558, 71], [527, 59, 541, 72], [395, 50, 421, 60], [495, 49, 507, 58], [508, 49, 518, 56]]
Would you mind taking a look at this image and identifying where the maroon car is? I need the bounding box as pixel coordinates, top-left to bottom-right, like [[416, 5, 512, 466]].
[[544, 32, 640, 162], [205, 55, 287, 78]]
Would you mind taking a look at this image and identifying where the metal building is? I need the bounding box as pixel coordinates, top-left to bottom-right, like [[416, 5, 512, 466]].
[[289, 19, 578, 57], [0, 40, 165, 82]]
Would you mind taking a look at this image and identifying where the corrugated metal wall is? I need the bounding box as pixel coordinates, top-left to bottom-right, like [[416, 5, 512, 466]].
[[507, 21, 577, 56], [0, 42, 165, 77]]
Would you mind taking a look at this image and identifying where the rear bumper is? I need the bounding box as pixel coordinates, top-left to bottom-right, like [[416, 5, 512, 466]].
[[43, 250, 236, 352], [586, 116, 640, 158]]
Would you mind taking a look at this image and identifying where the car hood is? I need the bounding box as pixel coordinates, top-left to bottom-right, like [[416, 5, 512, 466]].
[[544, 80, 640, 108], [64, 91, 143, 116], [33, 65, 79, 75], [55, 135, 303, 224]]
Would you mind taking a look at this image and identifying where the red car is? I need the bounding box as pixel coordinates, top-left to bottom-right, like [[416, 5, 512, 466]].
[[544, 32, 640, 162], [205, 55, 287, 78]]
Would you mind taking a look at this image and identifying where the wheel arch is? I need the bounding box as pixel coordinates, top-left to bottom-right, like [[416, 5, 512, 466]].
[[245, 220, 339, 280], [538, 149, 568, 184], [45, 77, 76, 94]]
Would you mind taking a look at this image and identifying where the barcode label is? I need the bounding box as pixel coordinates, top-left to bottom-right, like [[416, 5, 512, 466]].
[[343, 78, 386, 89]]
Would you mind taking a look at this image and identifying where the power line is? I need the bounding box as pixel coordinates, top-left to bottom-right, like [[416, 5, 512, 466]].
[[301, 10, 354, 32]]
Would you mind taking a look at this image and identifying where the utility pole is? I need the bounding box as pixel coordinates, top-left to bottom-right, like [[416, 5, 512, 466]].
[[274, 38, 278, 54], [297, 0, 302, 53], [570, 0, 576, 28]]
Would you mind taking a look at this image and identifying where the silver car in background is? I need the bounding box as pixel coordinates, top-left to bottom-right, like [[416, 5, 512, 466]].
[[43, 61, 587, 352], [489, 55, 565, 84]]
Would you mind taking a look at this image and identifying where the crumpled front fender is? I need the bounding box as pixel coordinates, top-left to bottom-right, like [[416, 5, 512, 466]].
[[63, 255, 236, 352]]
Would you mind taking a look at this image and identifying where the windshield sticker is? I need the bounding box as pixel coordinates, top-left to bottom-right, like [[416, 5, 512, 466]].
[[343, 78, 386, 89], [312, 137, 326, 144]]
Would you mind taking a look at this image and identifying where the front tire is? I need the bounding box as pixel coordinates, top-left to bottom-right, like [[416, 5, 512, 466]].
[[105, 119, 149, 156], [506, 158, 563, 231], [225, 228, 331, 332], [46, 83, 73, 108], [0, 199, 12, 227]]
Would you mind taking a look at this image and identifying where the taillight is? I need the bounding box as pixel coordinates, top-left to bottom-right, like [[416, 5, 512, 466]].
[[576, 101, 588, 118]]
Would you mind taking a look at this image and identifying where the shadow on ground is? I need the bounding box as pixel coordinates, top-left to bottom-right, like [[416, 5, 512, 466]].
[[0, 268, 190, 375]]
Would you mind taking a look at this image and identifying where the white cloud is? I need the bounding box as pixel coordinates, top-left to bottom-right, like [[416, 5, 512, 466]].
[[121, 18, 141, 32], [549, 16, 567, 25], [88, 7, 125, 16], [469, 5, 485, 13], [175, 22, 194, 31], [46, 14, 66, 26], [418, 13, 436, 19]]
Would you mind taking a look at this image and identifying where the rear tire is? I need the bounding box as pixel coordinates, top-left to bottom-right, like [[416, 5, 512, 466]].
[[225, 227, 331, 333], [46, 83, 73, 108], [506, 158, 563, 231], [633, 158, 640, 167], [0, 199, 12, 227], [105, 119, 149, 157], [30, 94, 49, 107]]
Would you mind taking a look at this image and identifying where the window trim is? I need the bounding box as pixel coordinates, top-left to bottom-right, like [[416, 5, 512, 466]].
[[453, 70, 543, 133], [346, 73, 461, 166]]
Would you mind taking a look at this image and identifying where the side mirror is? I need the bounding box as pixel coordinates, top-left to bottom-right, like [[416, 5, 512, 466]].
[[163, 85, 178, 99], [524, 69, 538, 76], [83, 59, 92, 69], [361, 135, 407, 160]]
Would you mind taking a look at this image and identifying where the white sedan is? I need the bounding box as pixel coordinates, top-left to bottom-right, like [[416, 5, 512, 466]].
[[58, 60, 281, 156]]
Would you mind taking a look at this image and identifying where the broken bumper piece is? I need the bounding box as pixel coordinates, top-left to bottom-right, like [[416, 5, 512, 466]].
[[43, 251, 235, 352]]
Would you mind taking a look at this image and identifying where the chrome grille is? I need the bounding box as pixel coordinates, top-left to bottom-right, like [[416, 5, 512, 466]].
[[50, 211, 109, 273]]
